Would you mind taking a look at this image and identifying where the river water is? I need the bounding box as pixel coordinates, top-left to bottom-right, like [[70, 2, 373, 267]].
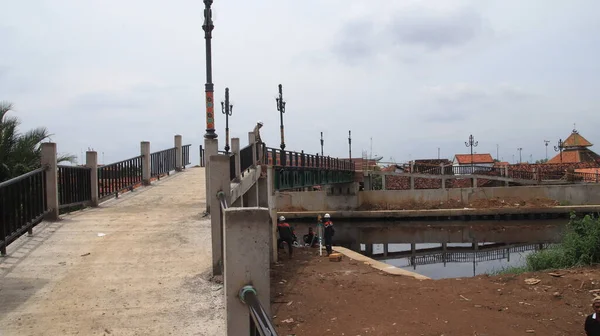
[[369, 243, 536, 279]]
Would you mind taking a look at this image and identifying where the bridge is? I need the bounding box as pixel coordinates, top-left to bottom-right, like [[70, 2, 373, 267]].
[[0, 130, 355, 335]]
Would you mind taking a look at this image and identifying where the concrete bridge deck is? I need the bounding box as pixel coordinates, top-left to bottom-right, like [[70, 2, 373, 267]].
[[0, 167, 224, 336]]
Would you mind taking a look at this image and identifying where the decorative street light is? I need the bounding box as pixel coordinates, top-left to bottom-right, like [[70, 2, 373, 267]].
[[464, 134, 478, 173], [220, 88, 233, 153], [348, 130, 352, 159], [544, 140, 550, 161], [275, 84, 286, 151], [554, 139, 564, 163], [320, 132, 324, 156], [203, 0, 217, 139], [517, 147, 523, 163]]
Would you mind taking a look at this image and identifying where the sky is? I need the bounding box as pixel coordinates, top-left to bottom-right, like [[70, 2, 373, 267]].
[[2, 0, 600, 165]]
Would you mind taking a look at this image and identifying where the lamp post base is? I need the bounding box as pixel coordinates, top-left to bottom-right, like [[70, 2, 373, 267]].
[[204, 129, 218, 139]]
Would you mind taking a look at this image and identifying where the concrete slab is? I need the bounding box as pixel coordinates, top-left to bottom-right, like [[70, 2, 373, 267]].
[[0, 167, 224, 336]]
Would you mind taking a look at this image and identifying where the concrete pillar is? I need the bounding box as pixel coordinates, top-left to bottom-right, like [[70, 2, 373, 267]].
[[223, 208, 271, 335], [410, 243, 416, 267], [382, 174, 387, 190], [244, 183, 258, 207], [383, 244, 389, 258], [204, 138, 218, 213], [141, 141, 151, 186], [441, 178, 446, 189], [410, 176, 415, 190], [473, 240, 479, 250], [504, 165, 509, 177], [232, 138, 241, 181], [41, 143, 59, 221], [365, 244, 373, 257], [248, 132, 257, 166], [267, 166, 278, 263], [209, 154, 231, 276], [472, 178, 477, 188], [363, 172, 371, 191], [258, 174, 268, 208], [442, 242, 447, 265], [174, 135, 183, 172], [85, 151, 99, 207]]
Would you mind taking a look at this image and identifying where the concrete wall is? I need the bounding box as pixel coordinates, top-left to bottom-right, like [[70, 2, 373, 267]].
[[277, 183, 600, 211]]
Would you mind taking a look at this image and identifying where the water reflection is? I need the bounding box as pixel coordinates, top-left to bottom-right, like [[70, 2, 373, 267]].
[[366, 243, 544, 280]]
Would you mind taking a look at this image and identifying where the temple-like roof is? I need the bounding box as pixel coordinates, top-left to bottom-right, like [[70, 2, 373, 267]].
[[563, 129, 593, 148]]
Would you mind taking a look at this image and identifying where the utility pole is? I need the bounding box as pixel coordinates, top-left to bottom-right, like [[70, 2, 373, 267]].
[[544, 140, 550, 161], [276, 84, 286, 151], [202, 0, 217, 139], [320, 132, 324, 156], [437, 147, 440, 160], [220, 88, 233, 153], [465, 134, 478, 173], [554, 139, 564, 163], [517, 147, 523, 163], [348, 130, 352, 159], [496, 144, 499, 161]]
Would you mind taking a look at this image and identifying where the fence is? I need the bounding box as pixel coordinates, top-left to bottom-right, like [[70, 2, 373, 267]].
[[98, 156, 144, 199], [58, 165, 92, 208], [150, 148, 176, 178], [266, 147, 355, 171], [183, 144, 191, 168], [0, 167, 48, 255]]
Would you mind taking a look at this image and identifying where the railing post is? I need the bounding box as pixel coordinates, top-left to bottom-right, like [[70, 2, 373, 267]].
[[141, 141, 151, 186], [223, 208, 271, 335], [86, 151, 99, 207], [210, 154, 230, 276], [174, 135, 183, 172], [41, 143, 59, 221], [232, 138, 241, 181], [199, 145, 205, 167], [204, 138, 219, 214]]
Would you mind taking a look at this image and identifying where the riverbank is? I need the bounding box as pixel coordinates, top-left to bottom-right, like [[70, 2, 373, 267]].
[[271, 247, 599, 335]]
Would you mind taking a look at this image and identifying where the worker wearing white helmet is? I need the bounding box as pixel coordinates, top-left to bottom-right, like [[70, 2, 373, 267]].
[[322, 213, 335, 256], [277, 215, 295, 258]]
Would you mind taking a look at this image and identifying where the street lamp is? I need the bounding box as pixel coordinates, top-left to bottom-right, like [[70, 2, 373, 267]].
[[275, 84, 286, 150], [465, 134, 478, 173], [554, 139, 564, 163], [203, 0, 217, 139], [544, 140, 550, 161], [348, 130, 352, 159], [220, 88, 233, 153], [517, 147, 523, 163], [320, 132, 324, 156]]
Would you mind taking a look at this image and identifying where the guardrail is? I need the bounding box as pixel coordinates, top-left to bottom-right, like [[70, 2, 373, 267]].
[[98, 156, 143, 199], [58, 165, 92, 209], [183, 144, 191, 168], [239, 285, 279, 336], [0, 167, 49, 255], [199, 145, 206, 167], [150, 147, 176, 178], [266, 147, 355, 170]]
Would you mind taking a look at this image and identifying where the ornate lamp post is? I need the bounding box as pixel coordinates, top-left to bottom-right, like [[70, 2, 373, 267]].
[[203, 0, 217, 139], [544, 140, 550, 161], [465, 134, 478, 173], [276, 84, 286, 150], [517, 147, 523, 163], [348, 130, 352, 159], [221, 88, 233, 153], [554, 139, 564, 163], [320, 132, 324, 156]]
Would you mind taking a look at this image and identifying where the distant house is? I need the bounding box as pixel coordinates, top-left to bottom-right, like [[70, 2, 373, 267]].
[[453, 153, 495, 174], [547, 129, 600, 164]]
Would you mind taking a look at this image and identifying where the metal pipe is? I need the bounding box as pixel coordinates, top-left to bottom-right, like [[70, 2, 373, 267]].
[[239, 285, 279, 336]]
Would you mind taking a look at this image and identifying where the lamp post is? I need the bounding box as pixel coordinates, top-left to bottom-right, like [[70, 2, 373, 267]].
[[202, 0, 217, 139], [496, 144, 499, 162], [517, 147, 523, 163], [320, 132, 324, 156], [348, 130, 352, 159], [465, 134, 478, 173], [276, 84, 286, 151], [544, 140, 550, 161], [220, 88, 233, 153], [554, 139, 564, 163]]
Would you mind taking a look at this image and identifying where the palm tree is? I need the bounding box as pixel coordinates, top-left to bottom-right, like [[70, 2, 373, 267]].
[[0, 102, 76, 182]]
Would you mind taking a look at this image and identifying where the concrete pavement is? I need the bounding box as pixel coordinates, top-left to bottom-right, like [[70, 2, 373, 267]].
[[0, 167, 224, 336]]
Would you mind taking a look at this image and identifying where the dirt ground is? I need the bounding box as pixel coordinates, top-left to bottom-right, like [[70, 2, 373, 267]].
[[357, 197, 560, 211], [271, 247, 599, 336]]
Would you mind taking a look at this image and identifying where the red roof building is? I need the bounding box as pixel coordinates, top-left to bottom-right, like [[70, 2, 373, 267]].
[[453, 153, 495, 165], [547, 129, 600, 164]]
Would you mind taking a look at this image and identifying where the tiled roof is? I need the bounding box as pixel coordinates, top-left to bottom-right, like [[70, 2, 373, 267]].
[[454, 153, 494, 164], [494, 161, 510, 167], [547, 148, 600, 164], [414, 159, 452, 165], [563, 131, 593, 147]]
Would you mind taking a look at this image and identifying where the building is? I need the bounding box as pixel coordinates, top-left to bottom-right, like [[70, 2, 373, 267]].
[[547, 129, 600, 164], [453, 153, 495, 174]]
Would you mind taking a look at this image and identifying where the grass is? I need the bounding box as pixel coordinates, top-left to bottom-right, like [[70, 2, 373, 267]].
[[491, 213, 600, 275]]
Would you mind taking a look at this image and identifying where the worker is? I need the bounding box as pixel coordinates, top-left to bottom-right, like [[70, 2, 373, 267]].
[[277, 215, 295, 258], [253, 121, 264, 164], [303, 227, 317, 247], [323, 213, 335, 256], [585, 296, 600, 335]]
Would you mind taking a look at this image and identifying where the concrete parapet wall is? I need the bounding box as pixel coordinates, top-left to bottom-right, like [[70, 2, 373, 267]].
[[277, 184, 600, 211]]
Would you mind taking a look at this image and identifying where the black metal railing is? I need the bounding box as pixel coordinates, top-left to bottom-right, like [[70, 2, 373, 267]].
[[240, 144, 254, 173], [98, 156, 143, 199], [265, 147, 355, 171], [199, 145, 206, 167], [58, 165, 92, 209], [239, 285, 279, 336], [150, 147, 176, 178], [183, 144, 191, 168], [230, 154, 237, 181], [0, 167, 48, 254]]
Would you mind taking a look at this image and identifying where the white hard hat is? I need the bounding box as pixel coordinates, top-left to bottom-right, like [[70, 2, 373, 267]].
[[279, 215, 285, 221], [257, 120, 263, 126], [324, 213, 331, 219]]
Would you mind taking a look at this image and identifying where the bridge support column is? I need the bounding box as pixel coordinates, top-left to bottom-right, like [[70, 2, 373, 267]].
[[223, 208, 271, 335], [383, 243, 389, 258], [41, 143, 59, 221], [410, 243, 416, 267], [382, 175, 387, 190], [86, 151, 99, 207], [442, 243, 447, 265], [141, 141, 151, 186], [232, 138, 241, 181], [244, 183, 258, 207], [267, 166, 278, 263], [174, 134, 183, 172], [258, 175, 269, 208], [472, 178, 477, 188], [441, 178, 446, 189], [410, 176, 415, 190], [209, 154, 231, 276], [204, 138, 218, 214], [365, 244, 373, 257]]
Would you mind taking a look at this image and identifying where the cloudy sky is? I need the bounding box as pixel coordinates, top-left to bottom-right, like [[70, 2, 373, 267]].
[[2, 0, 599, 165]]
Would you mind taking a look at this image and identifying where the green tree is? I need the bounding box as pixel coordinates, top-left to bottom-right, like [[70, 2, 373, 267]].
[[0, 102, 75, 182]]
